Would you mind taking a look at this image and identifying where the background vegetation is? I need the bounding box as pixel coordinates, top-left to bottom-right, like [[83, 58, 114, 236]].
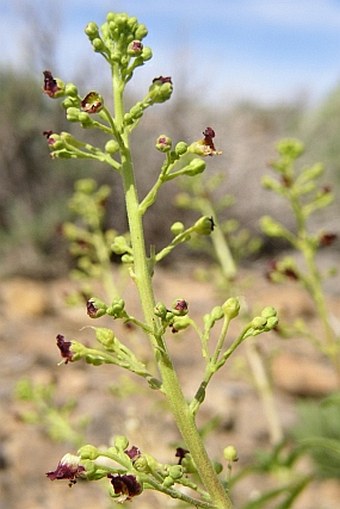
[[1, 62, 339, 277]]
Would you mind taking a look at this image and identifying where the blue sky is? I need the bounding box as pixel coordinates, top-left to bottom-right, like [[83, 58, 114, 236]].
[[3, 0, 340, 104]]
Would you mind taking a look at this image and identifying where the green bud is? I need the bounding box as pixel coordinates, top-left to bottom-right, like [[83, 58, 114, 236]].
[[106, 298, 125, 318], [113, 435, 129, 451], [111, 235, 130, 255], [66, 107, 81, 122], [175, 141, 188, 156], [251, 316, 268, 330], [92, 38, 105, 52], [141, 46, 152, 61], [154, 302, 168, 319], [85, 22, 99, 39], [171, 316, 191, 332], [222, 297, 240, 319], [65, 83, 79, 97], [133, 455, 151, 473], [276, 138, 304, 159], [210, 306, 224, 322], [78, 444, 100, 460], [168, 465, 184, 480], [135, 23, 148, 40], [105, 139, 119, 155], [95, 328, 116, 349], [170, 221, 185, 235], [148, 76, 173, 103], [265, 316, 279, 330], [78, 111, 92, 127], [193, 216, 215, 235], [223, 445, 238, 462], [186, 158, 206, 176], [261, 306, 277, 319]]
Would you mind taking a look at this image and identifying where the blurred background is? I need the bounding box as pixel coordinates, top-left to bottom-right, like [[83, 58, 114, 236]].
[[1, 0, 340, 277]]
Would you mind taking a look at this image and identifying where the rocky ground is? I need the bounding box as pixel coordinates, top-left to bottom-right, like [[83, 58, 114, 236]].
[[1, 261, 340, 509]]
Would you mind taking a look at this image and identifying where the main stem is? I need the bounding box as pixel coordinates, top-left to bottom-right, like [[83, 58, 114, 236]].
[[113, 71, 232, 509]]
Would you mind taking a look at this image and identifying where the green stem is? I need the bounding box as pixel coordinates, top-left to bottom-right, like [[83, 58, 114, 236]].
[[113, 68, 233, 509]]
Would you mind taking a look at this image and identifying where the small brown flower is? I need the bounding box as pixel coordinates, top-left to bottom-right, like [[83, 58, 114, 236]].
[[108, 474, 142, 501], [175, 447, 189, 465], [81, 91, 103, 113], [43, 70, 61, 97], [319, 232, 337, 247], [56, 334, 73, 364], [125, 445, 141, 461], [46, 454, 85, 487]]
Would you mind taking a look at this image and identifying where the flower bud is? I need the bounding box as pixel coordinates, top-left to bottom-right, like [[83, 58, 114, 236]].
[[193, 216, 215, 235], [276, 138, 304, 159], [261, 306, 277, 319], [105, 139, 119, 155], [251, 316, 268, 330], [148, 76, 173, 103], [175, 141, 188, 156], [171, 316, 191, 333], [127, 40, 143, 56], [168, 465, 184, 480], [135, 23, 148, 40], [85, 22, 100, 39], [172, 299, 189, 316], [155, 134, 172, 152], [92, 37, 105, 52], [65, 83, 79, 97], [95, 327, 116, 349], [154, 302, 168, 319], [106, 298, 125, 318], [186, 158, 206, 176], [78, 444, 100, 460], [223, 445, 238, 462], [113, 435, 130, 451], [141, 46, 152, 61], [66, 107, 81, 122], [170, 221, 185, 235], [111, 236, 129, 255], [222, 297, 240, 319]]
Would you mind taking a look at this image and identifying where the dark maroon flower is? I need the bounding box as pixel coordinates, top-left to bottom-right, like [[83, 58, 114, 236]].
[[108, 474, 142, 500], [202, 127, 217, 153], [81, 91, 103, 113], [319, 232, 337, 247], [46, 454, 85, 487], [124, 445, 141, 461], [152, 76, 172, 84], [175, 447, 189, 465], [43, 70, 61, 97], [56, 334, 73, 364], [43, 130, 57, 146], [86, 299, 98, 318]]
